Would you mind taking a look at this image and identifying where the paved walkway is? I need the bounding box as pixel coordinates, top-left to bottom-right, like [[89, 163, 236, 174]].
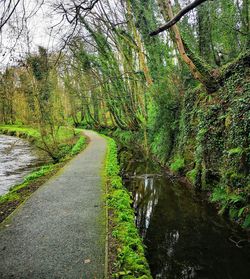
[[0, 130, 107, 279]]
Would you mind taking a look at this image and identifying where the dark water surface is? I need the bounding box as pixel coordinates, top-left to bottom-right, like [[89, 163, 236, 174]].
[[0, 135, 48, 196], [120, 151, 250, 279]]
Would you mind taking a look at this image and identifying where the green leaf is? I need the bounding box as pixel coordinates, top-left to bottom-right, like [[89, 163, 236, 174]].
[[238, 207, 246, 217], [242, 214, 250, 228]]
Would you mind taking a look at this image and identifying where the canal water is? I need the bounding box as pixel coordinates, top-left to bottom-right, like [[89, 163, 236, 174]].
[[0, 135, 48, 196], [120, 151, 250, 279]]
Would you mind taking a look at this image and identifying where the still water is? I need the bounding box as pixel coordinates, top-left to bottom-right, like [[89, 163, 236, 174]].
[[120, 151, 250, 279], [0, 135, 47, 196]]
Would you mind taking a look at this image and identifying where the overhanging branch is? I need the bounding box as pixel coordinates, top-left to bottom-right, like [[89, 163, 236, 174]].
[[150, 0, 209, 36]]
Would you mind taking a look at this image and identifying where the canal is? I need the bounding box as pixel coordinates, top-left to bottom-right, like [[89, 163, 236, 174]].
[[120, 150, 250, 279]]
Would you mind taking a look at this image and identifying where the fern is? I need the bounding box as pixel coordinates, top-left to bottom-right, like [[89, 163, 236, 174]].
[[211, 186, 247, 224]]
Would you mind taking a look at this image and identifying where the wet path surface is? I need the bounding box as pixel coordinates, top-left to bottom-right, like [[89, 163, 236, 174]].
[[0, 135, 46, 196], [120, 151, 250, 279], [0, 131, 106, 279]]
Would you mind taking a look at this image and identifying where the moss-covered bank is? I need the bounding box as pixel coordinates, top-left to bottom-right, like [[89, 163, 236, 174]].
[[103, 135, 152, 278], [100, 53, 250, 230], [164, 52, 250, 228]]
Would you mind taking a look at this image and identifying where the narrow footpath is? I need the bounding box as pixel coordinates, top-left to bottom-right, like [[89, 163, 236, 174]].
[[0, 130, 107, 279]]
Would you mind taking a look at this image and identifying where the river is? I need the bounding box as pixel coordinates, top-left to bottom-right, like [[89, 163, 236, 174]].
[[0, 135, 48, 196], [120, 150, 250, 279]]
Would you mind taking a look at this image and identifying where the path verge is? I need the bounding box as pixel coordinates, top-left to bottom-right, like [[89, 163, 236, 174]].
[[103, 135, 152, 278]]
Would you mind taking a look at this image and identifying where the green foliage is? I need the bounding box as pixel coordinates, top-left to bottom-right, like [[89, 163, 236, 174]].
[[242, 214, 250, 228], [148, 82, 179, 163], [0, 165, 54, 203], [168, 57, 250, 227], [0, 0, 249, 233], [170, 157, 185, 173], [0, 125, 40, 138], [56, 144, 73, 159], [0, 125, 83, 162], [186, 169, 198, 185], [27, 46, 50, 81], [103, 135, 152, 278], [228, 147, 243, 155], [71, 136, 86, 156], [112, 129, 136, 147], [23, 165, 54, 183], [210, 186, 250, 227]]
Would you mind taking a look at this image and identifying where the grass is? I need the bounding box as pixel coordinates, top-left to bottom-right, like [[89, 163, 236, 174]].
[[0, 125, 40, 138], [0, 165, 55, 204], [0, 125, 78, 142], [103, 135, 152, 279], [0, 125, 82, 162]]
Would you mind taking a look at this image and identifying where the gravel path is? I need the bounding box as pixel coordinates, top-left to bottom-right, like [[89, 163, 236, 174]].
[[0, 130, 107, 279]]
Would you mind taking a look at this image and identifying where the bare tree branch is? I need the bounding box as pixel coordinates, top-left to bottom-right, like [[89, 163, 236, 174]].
[[150, 0, 209, 36], [0, 0, 22, 31]]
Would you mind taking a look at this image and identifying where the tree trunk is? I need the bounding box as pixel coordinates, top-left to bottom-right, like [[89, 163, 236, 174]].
[[197, 3, 213, 63], [127, 0, 153, 86], [242, 0, 250, 48], [158, 0, 205, 84]]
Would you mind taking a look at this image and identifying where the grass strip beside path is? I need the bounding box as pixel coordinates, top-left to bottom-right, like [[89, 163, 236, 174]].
[[103, 135, 152, 279]]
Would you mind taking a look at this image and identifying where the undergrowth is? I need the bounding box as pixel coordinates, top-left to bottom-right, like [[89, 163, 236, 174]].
[[170, 156, 185, 173], [162, 58, 250, 229], [71, 136, 86, 156], [210, 186, 250, 228], [103, 136, 152, 279], [112, 129, 137, 147]]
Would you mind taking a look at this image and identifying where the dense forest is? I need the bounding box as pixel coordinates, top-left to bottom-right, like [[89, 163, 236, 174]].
[[0, 0, 249, 227]]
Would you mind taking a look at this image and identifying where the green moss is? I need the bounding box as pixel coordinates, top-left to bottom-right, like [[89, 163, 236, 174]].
[[170, 157, 185, 173], [103, 135, 152, 278], [159, 57, 250, 228], [186, 169, 198, 185]]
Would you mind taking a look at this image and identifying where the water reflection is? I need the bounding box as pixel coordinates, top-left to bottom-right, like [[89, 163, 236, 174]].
[[0, 135, 48, 196], [121, 153, 250, 279]]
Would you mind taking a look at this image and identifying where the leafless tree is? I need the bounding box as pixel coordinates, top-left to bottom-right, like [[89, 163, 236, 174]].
[[0, 0, 45, 68]]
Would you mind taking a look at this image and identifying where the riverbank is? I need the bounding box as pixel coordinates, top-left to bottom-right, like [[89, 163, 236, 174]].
[[0, 125, 87, 223], [103, 135, 152, 278]]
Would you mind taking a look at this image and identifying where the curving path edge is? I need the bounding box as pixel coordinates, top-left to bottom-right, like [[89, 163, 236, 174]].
[[0, 130, 107, 279]]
